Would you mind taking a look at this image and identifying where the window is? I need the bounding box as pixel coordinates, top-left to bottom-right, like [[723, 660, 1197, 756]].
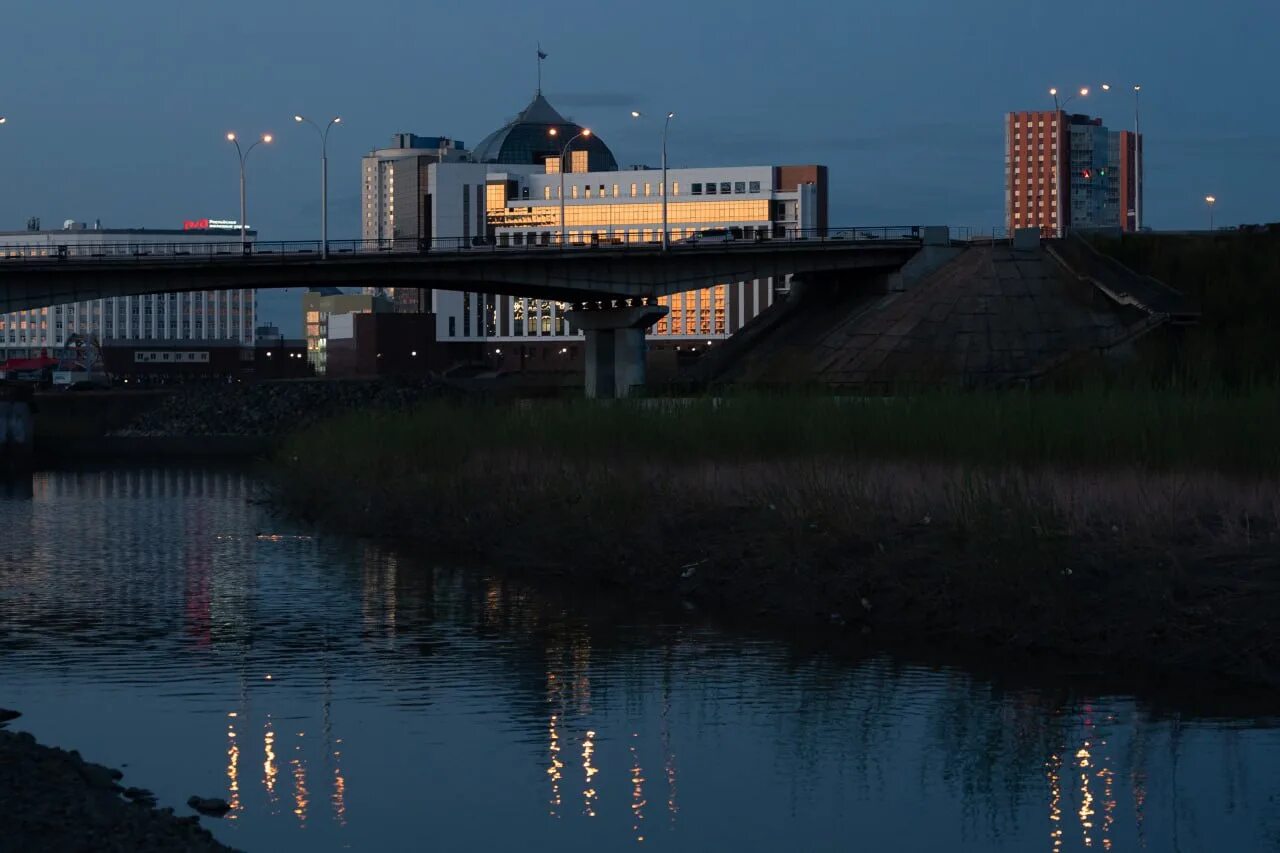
[[720, 182, 731, 194], [572, 185, 579, 199], [734, 182, 746, 194], [644, 183, 652, 196], [585, 185, 592, 198], [612, 184, 619, 198], [448, 317, 456, 337], [544, 186, 551, 200], [692, 183, 703, 195], [630, 183, 638, 197], [748, 181, 760, 193], [672, 181, 680, 196], [706, 183, 717, 195], [600, 185, 607, 198]]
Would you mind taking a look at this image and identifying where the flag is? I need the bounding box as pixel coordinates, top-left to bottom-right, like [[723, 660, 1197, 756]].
[[538, 48, 547, 60]]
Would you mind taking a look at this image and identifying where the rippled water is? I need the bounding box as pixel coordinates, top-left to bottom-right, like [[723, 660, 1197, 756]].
[[0, 468, 1278, 852]]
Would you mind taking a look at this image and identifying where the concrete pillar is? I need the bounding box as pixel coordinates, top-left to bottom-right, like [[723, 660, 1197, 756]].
[[569, 302, 669, 399], [1013, 227, 1041, 252]]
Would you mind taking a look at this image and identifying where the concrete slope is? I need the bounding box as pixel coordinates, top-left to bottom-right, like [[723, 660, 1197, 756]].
[[706, 243, 1178, 390]]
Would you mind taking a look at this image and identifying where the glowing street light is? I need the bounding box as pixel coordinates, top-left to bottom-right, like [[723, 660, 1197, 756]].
[[227, 131, 273, 249], [549, 127, 591, 246], [631, 110, 676, 250], [294, 114, 342, 258], [1205, 195, 1217, 231], [1047, 86, 1090, 237], [1100, 82, 1145, 231]]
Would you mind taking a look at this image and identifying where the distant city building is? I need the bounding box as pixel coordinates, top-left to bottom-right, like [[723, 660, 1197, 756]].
[[361, 89, 828, 348], [0, 222, 257, 361], [301, 290, 391, 375], [1005, 110, 1141, 236]]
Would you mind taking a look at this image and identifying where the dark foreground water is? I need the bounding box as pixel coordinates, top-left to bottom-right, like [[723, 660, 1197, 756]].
[[1, 468, 1277, 852]]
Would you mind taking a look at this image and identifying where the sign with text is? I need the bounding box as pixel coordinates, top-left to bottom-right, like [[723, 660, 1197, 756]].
[[183, 219, 240, 231]]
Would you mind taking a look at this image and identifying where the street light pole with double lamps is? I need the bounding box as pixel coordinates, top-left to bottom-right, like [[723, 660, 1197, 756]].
[[548, 127, 591, 246], [226, 131, 272, 250], [630, 110, 676, 250], [294, 114, 342, 258], [1205, 195, 1216, 231], [1048, 87, 1089, 237], [1101, 83, 1144, 231]]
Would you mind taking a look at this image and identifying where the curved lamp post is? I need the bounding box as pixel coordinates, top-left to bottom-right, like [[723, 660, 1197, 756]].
[[227, 132, 272, 250], [548, 127, 591, 246], [631, 110, 676, 250], [294, 114, 342, 257], [1047, 87, 1089, 237]]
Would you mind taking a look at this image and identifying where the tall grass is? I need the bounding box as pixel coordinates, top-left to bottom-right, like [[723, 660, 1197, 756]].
[[285, 389, 1280, 475]]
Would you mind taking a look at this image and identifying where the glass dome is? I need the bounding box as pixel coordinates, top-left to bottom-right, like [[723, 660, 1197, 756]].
[[472, 93, 618, 172]]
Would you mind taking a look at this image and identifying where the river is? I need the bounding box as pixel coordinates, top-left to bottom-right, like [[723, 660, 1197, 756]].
[[0, 467, 1277, 852]]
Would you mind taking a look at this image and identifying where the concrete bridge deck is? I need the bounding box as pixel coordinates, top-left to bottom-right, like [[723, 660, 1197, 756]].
[[0, 231, 926, 313]]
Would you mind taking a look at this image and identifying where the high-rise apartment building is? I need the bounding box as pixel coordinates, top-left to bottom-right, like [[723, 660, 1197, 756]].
[[1005, 110, 1141, 236], [361, 134, 469, 312], [0, 222, 256, 361]]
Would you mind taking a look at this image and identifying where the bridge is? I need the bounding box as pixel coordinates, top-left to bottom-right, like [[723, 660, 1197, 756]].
[[0, 226, 946, 396]]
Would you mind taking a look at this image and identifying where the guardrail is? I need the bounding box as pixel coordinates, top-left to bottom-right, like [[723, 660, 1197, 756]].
[[0, 226, 924, 266]]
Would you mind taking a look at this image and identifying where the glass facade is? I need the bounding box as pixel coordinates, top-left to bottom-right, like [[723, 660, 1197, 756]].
[[487, 200, 769, 229]]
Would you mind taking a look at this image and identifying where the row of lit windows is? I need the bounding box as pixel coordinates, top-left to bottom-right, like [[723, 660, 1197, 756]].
[[487, 200, 770, 229], [655, 286, 728, 336]]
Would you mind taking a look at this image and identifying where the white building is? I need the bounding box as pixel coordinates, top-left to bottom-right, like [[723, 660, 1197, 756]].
[[360, 92, 829, 345], [0, 222, 257, 360]]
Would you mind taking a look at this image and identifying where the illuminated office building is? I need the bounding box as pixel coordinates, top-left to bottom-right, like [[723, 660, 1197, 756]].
[[0, 221, 256, 361], [362, 91, 828, 347]]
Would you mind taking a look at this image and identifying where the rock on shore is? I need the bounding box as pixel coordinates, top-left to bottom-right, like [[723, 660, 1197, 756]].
[[0, 727, 238, 853]]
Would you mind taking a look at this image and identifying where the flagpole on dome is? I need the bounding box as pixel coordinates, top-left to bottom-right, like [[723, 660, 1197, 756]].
[[537, 44, 547, 95]]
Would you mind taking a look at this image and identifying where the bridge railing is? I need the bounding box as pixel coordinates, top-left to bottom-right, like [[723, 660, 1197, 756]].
[[0, 226, 923, 265]]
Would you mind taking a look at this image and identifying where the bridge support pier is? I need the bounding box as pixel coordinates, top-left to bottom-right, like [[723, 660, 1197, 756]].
[[569, 302, 669, 399]]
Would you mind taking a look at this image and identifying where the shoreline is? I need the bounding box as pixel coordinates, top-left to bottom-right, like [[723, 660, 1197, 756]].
[[283, 496, 1280, 692], [0, 717, 237, 852], [272, 397, 1280, 692]]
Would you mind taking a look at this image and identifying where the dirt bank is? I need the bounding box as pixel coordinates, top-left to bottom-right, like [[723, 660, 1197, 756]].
[[0, 718, 237, 853], [275, 445, 1280, 690]]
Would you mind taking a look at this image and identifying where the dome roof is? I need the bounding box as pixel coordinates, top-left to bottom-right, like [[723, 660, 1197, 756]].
[[472, 93, 618, 171]]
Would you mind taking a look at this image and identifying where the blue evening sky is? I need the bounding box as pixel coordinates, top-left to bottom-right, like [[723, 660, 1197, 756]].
[[0, 0, 1275, 332]]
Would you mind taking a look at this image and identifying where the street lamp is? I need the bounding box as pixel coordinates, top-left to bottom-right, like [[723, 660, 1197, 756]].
[[1101, 83, 1144, 231], [1205, 195, 1216, 231], [227, 131, 272, 250], [631, 110, 676, 250], [294, 114, 342, 258], [548, 127, 591, 246], [0, 117, 7, 125], [1047, 87, 1090, 237]]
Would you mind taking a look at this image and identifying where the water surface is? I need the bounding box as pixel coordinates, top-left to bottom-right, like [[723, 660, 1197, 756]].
[[0, 468, 1277, 852]]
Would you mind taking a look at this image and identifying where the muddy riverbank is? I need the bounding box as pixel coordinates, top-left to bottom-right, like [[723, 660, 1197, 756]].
[[273, 399, 1280, 690], [0, 715, 236, 853]]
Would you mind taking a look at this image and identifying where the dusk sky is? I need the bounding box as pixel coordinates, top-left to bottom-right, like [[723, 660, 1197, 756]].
[[0, 0, 1275, 330]]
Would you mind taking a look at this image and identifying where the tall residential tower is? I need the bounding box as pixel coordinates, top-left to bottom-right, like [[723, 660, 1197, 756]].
[[1005, 110, 1141, 236]]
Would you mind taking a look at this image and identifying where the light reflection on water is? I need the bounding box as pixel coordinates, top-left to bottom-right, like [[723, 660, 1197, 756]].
[[0, 467, 1278, 852]]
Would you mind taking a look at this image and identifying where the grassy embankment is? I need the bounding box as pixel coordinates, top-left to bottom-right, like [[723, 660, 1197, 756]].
[[277, 392, 1280, 687], [1091, 227, 1280, 387]]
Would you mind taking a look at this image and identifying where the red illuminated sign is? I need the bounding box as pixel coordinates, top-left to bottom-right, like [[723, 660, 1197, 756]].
[[183, 219, 210, 230]]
